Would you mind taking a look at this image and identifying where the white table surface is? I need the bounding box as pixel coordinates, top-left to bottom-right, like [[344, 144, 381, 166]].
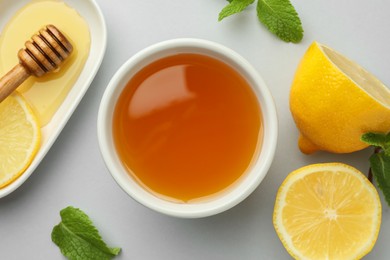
[[1, 0, 390, 259]]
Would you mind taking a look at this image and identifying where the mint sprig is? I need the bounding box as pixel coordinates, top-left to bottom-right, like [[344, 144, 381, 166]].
[[218, 0, 255, 21], [362, 132, 390, 206], [52, 206, 121, 260], [218, 0, 303, 43]]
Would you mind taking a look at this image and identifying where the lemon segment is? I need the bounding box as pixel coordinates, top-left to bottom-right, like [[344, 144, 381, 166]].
[[290, 42, 390, 154], [273, 163, 381, 260], [0, 93, 41, 188]]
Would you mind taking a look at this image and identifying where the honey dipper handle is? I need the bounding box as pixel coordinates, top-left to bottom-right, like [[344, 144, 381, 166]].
[[0, 64, 30, 103]]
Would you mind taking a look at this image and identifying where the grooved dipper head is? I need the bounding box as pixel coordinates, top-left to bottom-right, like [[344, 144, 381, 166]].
[[18, 25, 73, 77]]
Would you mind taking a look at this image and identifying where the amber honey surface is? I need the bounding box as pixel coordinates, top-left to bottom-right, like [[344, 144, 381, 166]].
[[113, 53, 262, 202]]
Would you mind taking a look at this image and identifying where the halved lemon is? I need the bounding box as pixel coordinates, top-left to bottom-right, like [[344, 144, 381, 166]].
[[273, 163, 381, 260], [290, 41, 390, 154], [0, 93, 41, 188]]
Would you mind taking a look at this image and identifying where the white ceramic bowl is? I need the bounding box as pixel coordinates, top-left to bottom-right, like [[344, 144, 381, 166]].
[[97, 39, 277, 218]]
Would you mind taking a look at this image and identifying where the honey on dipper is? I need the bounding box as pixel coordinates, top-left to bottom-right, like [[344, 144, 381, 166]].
[[0, 25, 73, 103], [0, 0, 91, 125]]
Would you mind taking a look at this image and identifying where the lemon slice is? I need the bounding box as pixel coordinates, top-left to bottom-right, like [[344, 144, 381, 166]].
[[0, 93, 41, 188], [290, 41, 390, 154], [273, 163, 381, 260]]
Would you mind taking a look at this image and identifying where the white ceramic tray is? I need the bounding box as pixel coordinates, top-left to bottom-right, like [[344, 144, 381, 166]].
[[0, 0, 107, 198]]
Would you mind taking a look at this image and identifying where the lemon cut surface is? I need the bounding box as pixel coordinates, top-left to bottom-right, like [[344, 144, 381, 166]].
[[273, 163, 381, 260], [0, 93, 41, 188], [290, 42, 390, 154]]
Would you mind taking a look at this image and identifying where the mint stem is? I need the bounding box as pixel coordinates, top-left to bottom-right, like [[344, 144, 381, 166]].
[[368, 167, 373, 183], [368, 147, 382, 183]]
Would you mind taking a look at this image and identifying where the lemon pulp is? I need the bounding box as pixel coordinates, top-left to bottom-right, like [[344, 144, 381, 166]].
[[0, 0, 90, 126], [321, 45, 390, 107]]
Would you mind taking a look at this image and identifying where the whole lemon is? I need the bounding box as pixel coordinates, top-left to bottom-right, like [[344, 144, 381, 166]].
[[290, 42, 390, 154]]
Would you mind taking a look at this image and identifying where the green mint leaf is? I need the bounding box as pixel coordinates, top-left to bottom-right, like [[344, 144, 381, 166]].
[[362, 132, 390, 156], [257, 0, 303, 43], [219, 0, 255, 21], [370, 152, 390, 206], [361, 132, 386, 148], [52, 206, 121, 260]]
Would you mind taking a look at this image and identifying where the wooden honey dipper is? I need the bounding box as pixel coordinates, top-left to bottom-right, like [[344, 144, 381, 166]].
[[0, 24, 73, 102]]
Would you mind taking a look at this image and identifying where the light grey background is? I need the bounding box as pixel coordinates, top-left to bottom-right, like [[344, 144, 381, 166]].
[[1, 0, 390, 259]]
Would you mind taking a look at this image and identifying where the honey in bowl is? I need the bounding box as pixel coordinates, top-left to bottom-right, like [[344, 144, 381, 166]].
[[113, 53, 263, 202]]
